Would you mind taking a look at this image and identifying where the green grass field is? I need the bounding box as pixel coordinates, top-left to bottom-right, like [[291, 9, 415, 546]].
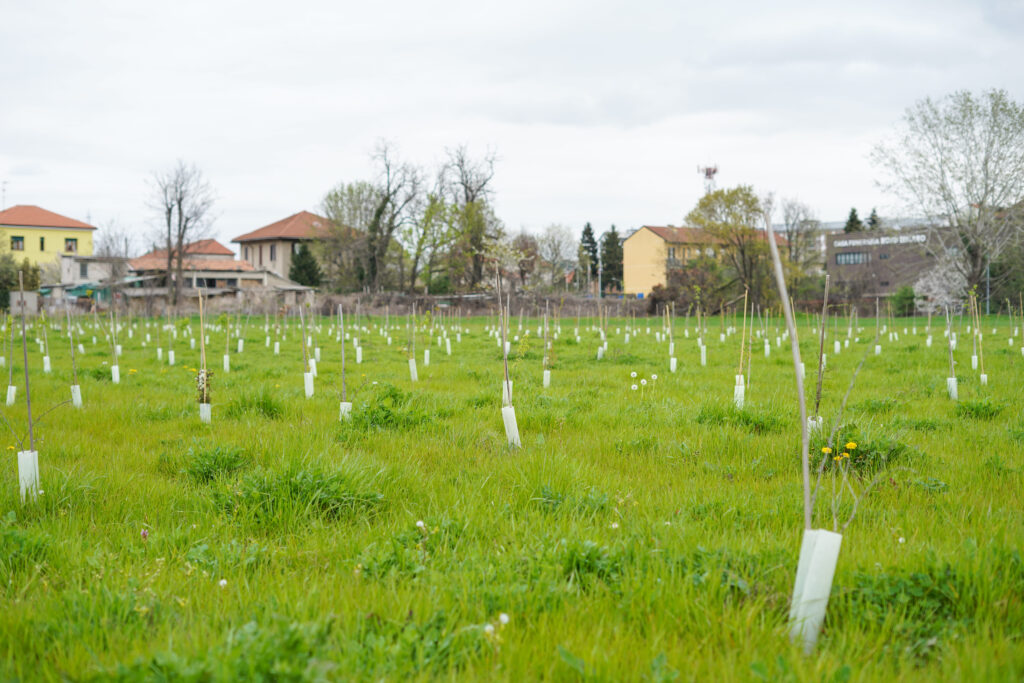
[[1, 313, 1022, 681]]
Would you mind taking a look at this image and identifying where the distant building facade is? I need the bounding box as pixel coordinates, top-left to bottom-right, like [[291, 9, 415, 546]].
[[623, 226, 719, 295], [825, 229, 935, 299], [125, 238, 311, 308], [59, 254, 130, 287], [0, 205, 95, 266], [232, 211, 329, 280], [623, 225, 785, 297]]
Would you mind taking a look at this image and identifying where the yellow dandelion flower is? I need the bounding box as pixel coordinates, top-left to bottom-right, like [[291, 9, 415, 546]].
[[846, 442, 857, 450], [842, 452, 849, 459], [833, 455, 840, 462], [6, 445, 14, 451], [821, 446, 832, 454]]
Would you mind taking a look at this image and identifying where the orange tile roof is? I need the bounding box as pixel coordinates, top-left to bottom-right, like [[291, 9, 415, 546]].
[[138, 239, 235, 260], [0, 204, 96, 229], [233, 210, 330, 243], [641, 225, 719, 244], [129, 256, 255, 273]]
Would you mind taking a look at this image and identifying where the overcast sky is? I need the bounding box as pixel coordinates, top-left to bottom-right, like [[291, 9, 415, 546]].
[[2, 0, 1022, 252]]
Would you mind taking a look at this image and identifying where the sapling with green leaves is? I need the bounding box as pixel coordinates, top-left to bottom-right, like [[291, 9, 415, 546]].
[[338, 304, 352, 420], [300, 302, 314, 397], [497, 273, 520, 447], [810, 276, 831, 431], [408, 302, 418, 381], [196, 290, 212, 423], [65, 301, 82, 408], [6, 319, 15, 406], [945, 306, 958, 400]]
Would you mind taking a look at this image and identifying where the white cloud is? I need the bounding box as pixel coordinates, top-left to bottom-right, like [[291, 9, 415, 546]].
[[0, 0, 1021, 249]]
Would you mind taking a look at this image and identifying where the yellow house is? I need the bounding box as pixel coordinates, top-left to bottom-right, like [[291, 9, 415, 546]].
[[622, 226, 718, 296], [0, 205, 96, 267]]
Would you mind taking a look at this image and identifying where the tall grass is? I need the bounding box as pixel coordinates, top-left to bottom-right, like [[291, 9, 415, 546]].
[[0, 312, 1020, 680]]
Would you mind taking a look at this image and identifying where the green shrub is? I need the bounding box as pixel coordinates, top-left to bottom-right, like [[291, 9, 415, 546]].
[[216, 464, 384, 526], [0, 513, 49, 578], [695, 402, 785, 434], [561, 540, 621, 588], [351, 383, 430, 431], [955, 399, 1003, 420], [815, 424, 918, 475], [185, 445, 248, 483], [224, 389, 283, 420]]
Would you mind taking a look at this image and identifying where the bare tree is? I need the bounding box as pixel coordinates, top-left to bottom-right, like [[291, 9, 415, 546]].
[[780, 198, 821, 290], [511, 229, 539, 288], [364, 142, 420, 291], [443, 145, 498, 288], [149, 161, 215, 307], [400, 168, 449, 293], [94, 220, 138, 282], [445, 144, 496, 206], [872, 89, 1024, 293], [537, 224, 577, 286], [320, 180, 378, 290]]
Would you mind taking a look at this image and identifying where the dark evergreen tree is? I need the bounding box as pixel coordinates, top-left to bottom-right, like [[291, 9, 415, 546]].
[[599, 225, 623, 292], [843, 208, 864, 233], [289, 243, 323, 287], [579, 222, 599, 278], [866, 208, 882, 230]]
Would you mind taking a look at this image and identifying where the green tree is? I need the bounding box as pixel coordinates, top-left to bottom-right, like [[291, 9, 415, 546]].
[[890, 285, 916, 316], [866, 208, 882, 230], [289, 243, 322, 287], [685, 185, 771, 305], [599, 225, 623, 293], [579, 222, 598, 279], [844, 208, 864, 233]]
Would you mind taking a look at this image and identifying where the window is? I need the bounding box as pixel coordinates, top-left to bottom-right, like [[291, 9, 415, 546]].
[[65, 238, 78, 253], [880, 281, 890, 287], [835, 252, 869, 265], [259, 245, 263, 265], [226, 278, 238, 287], [667, 247, 676, 259], [270, 244, 277, 262], [39, 237, 45, 251], [293, 242, 301, 255], [244, 247, 250, 262], [11, 236, 23, 251], [79, 262, 89, 278], [879, 253, 890, 260]]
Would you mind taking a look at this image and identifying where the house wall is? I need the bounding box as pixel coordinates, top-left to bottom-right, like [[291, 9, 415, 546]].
[[0, 226, 93, 266], [240, 239, 299, 279], [59, 256, 119, 285], [623, 228, 669, 295], [825, 231, 934, 298]]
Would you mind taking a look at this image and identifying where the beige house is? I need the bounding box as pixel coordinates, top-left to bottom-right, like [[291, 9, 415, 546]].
[[127, 239, 311, 305], [232, 211, 329, 279], [623, 226, 719, 295]]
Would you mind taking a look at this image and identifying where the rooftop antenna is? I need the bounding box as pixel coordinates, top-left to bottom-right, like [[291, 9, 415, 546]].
[[697, 164, 718, 195]]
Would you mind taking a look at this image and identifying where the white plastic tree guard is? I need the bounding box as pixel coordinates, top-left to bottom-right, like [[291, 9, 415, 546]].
[[789, 529, 842, 654]]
